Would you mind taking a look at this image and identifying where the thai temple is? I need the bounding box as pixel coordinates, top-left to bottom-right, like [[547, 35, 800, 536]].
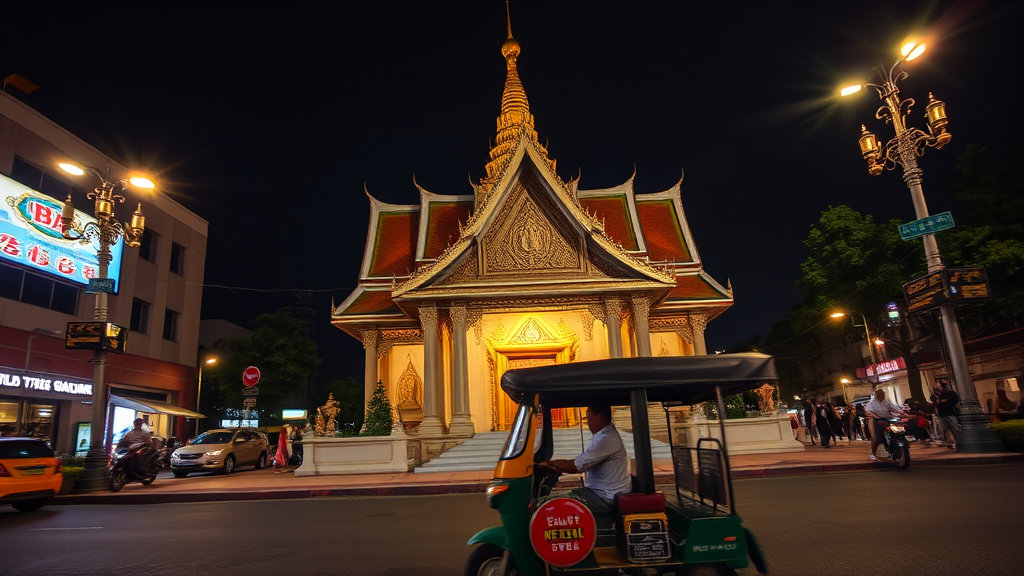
[[331, 13, 733, 440]]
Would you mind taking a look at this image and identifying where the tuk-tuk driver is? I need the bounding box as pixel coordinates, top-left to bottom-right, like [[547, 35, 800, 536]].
[[543, 405, 632, 515]]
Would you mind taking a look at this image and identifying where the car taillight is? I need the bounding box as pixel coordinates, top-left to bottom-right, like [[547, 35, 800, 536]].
[[0, 463, 9, 477], [55, 458, 63, 474]]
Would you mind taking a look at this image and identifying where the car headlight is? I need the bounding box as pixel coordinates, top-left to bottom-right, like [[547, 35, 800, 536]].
[[204, 449, 223, 456]]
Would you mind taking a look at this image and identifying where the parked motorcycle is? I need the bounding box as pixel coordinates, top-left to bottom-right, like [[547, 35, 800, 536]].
[[109, 442, 159, 492], [879, 418, 911, 468]]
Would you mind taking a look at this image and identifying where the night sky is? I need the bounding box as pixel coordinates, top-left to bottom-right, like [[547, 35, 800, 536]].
[[2, 1, 1021, 382]]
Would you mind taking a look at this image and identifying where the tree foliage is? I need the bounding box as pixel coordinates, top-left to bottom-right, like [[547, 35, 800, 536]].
[[200, 309, 322, 426], [363, 381, 394, 436]]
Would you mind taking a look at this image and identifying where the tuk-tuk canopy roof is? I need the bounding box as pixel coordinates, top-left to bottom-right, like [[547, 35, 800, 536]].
[[500, 353, 777, 408]]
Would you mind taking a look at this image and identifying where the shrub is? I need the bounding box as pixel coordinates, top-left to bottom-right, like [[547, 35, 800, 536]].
[[61, 466, 84, 494], [362, 381, 394, 436], [992, 420, 1024, 451], [701, 394, 748, 419]]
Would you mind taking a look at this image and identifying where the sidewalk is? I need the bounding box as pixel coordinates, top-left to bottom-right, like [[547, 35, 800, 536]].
[[55, 440, 1022, 505]]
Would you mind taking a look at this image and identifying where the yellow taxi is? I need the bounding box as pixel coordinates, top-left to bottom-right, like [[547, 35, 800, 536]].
[[0, 437, 64, 512]]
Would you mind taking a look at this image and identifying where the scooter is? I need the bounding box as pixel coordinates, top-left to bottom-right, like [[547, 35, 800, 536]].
[[879, 418, 911, 468], [109, 442, 159, 492]]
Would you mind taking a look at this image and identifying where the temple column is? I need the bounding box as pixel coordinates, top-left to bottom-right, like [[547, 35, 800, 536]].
[[449, 305, 474, 437], [605, 298, 623, 358], [361, 329, 378, 419], [691, 313, 708, 355], [419, 305, 445, 436], [631, 294, 652, 357]]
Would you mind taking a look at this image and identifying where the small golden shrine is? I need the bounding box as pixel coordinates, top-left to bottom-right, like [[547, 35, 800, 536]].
[[332, 9, 733, 436]]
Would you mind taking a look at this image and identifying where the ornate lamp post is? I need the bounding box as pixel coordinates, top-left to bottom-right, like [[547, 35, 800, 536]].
[[58, 162, 154, 491], [841, 41, 1002, 452]]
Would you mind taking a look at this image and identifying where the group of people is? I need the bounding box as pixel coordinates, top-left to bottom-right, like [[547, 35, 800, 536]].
[[800, 398, 868, 448], [800, 380, 962, 460]]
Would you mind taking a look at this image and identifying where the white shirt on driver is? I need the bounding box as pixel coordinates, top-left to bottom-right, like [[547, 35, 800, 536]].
[[573, 423, 632, 502]]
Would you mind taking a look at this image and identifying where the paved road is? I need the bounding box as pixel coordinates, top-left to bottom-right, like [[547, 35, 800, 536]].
[[1, 464, 1020, 575]]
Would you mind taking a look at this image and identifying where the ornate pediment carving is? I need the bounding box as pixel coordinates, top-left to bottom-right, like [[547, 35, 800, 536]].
[[481, 179, 584, 276]]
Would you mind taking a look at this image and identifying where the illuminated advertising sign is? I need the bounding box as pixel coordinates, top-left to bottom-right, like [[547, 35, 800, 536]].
[[856, 357, 907, 379], [903, 267, 991, 314], [0, 172, 124, 291]]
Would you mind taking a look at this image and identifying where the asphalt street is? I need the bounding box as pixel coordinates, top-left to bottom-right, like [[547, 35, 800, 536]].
[[1, 464, 1020, 576]]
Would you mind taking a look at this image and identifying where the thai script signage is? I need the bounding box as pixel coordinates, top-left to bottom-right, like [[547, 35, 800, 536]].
[[898, 211, 954, 240], [904, 267, 991, 314], [0, 173, 124, 290], [857, 357, 907, 379], [65, 322, 129, 354]]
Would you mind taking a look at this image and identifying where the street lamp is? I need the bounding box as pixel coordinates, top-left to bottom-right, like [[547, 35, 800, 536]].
[[840, 41, 1002, 452], [829, 311, 879, 365], [58, 161, 154, 491], [195, 356, 217, 437]]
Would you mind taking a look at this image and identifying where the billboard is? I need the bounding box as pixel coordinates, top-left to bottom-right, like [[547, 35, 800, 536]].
[[0, 172, 124, 291]]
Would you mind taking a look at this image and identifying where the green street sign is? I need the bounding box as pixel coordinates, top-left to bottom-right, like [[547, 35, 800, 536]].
[[899, 212, 954, 240]]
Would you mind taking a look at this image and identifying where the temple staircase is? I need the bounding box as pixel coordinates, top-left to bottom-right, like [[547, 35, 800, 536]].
[[414, 427, 673, 473]]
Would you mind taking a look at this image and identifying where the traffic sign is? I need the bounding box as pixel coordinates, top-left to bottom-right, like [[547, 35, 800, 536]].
[[242, 366, 261, 387], [898, 211, 954, 240], [242, 386, 259, 396], [243, 398, 257, 408], [86, 278, 116, 294]]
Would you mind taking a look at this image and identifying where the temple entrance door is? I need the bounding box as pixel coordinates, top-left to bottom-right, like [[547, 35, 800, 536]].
[[493, 354, 580, 431]]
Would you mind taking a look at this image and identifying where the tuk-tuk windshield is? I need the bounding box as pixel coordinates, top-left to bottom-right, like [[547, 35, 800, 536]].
[[499, 403, 532, 461]]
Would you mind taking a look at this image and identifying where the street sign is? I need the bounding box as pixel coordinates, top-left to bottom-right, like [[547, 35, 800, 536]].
[[242, 386, 259, 396], [243, 398, 257, 408], [898, 211, 954, 240], [904, 266, 991, 314], [86, 278, 116, 294], [242, 366, 261, 387], [65, 321, 128, 354]]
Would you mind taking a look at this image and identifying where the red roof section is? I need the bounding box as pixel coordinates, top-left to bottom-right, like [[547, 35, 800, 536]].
[[580, 196, 638, 251], [424, 201, 473, 259], [368, 211, 419, 277], [341, 290, 402, 316], [637, 199, 691, 263], [669, 274, 726, 300]]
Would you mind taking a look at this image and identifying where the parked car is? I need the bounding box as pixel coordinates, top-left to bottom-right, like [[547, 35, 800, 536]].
[[0, 437, 63, 512], [170, 428, 268, 478]]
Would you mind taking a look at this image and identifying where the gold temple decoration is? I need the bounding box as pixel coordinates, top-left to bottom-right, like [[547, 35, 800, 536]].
[[755, 383, 778, 414], [395, 356, 423, 422], [314, 393, 341, 436]]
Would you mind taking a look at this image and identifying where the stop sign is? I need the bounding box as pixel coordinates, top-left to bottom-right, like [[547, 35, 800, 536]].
[[242, 366, 261, 387]]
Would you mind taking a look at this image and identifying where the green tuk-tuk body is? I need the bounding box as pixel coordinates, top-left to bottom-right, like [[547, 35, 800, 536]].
[[466, 353, 775, 576]]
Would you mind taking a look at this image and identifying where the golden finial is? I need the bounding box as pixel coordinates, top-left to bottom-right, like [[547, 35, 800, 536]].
[[501, 0, 521, 60]]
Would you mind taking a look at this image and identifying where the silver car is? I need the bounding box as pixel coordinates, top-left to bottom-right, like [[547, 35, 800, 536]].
[[170, 428, 269, 477]]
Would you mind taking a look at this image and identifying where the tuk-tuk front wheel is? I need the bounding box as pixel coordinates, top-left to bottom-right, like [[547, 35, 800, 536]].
[[466, 544, 515, 576]]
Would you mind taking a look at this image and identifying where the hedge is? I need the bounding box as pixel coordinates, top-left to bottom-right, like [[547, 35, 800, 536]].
[[991, 420, 1024, 452]]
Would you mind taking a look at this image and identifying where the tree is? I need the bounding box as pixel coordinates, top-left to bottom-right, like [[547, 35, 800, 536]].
[[202, 309, 322, 426], [363, 381, 394, 436]]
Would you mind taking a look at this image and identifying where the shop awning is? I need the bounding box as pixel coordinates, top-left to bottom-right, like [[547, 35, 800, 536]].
[[110, 395, 205, 418]]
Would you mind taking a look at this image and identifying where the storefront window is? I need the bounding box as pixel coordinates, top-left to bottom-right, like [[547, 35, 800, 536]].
[[0, 400, 19, 436], [24, 403, 57, 444]]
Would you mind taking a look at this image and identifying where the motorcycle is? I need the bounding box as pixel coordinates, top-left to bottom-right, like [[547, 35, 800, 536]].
[[109, 442, 160, 492], [879, 418, 911, 468]]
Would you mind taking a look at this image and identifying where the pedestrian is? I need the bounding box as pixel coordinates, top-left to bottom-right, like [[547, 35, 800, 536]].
[[826, 402, 844, 441], [803, 398, 817, 445], [934, 381, 961, 450], [902, 398, 932, 444], [851, 403, 867, 440], [274, 424, 291, 471], [815, 400, 834, 448]]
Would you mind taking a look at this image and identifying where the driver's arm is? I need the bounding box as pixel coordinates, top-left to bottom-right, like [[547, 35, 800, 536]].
[[544, 459, 579, 474]]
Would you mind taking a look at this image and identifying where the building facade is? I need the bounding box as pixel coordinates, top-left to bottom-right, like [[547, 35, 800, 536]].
[[332, 27, 733, 436], [0, 90, 208, 454]]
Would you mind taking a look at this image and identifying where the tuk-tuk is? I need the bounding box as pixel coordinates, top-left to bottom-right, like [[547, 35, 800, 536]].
[[466, 353, 775, 576]]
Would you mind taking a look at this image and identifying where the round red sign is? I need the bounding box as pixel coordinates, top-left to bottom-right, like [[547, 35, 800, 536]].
[[242, 366, 261, 387], [529, 497, 597, 567]]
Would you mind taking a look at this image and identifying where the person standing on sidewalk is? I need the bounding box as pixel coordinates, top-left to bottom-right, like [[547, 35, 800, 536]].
[[934, 381, 961, 450], [803, 398, 817, 445], [815, 400, 834, 448], [274, 424, 291, 471]]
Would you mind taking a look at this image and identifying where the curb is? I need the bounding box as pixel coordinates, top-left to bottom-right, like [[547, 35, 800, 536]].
[[53, 454, 1022, 506]]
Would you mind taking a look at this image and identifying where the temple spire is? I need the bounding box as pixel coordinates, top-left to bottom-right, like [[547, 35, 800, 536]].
[[481, 1, 549, 191]]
